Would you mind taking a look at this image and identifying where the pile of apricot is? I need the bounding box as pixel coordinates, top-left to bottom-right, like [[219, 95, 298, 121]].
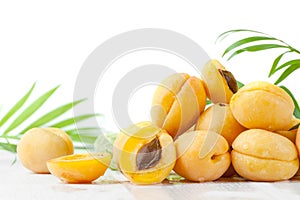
[[113, 59, 300, 184], [17, 59, 300, 184]]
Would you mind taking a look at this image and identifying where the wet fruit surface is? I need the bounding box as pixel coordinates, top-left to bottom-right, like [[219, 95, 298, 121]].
[[232, 129, 299, 181]]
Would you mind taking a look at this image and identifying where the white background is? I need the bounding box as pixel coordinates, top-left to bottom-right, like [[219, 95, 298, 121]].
[[1, 0, 300, 133]]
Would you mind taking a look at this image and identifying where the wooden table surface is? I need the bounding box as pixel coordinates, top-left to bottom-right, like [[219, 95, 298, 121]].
[[1, 151, 300, 200]]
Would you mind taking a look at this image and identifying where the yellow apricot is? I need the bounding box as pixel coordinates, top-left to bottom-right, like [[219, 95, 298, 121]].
[[230, 81, 294, 131], [174, 130, 230, 182], [151, 73, 206, 138], [113, 121, 176, 184], [296, 128, 300, 156], [47, 153, 111, 183], [232, 129, 299, 181], [275, 129, 297, 143], [17, 127, 74, 173], [201, 59, 238, 104], [274, 118, 299, 142], [195, 103, 246, 145]]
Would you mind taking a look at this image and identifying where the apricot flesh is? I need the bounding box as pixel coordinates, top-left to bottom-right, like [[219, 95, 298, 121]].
[[201, 59, 238, 104], [232, 129, 299, 181], [17, 127, 74, 173], [230, 81, 294, 131], [195, 103, 246, 145], [174, 130, 230, 182], [113, 121, 176, 184], [151, 73, 206, 138], [47, 153, 111, 183]]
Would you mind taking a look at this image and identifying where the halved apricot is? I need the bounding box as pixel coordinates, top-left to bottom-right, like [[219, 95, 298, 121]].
[[113, 121, 176, 184], [47, 153, 111, 183], [201, 60, 238, 104]]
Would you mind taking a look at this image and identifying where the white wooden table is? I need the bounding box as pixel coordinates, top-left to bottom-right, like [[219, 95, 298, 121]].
[[1, 151, 300, 200]]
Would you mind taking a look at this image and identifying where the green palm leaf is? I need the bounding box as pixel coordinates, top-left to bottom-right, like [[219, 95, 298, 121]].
[[0, 142, 17, 153], [268, 51, 291, 77], [49, 114, 100, 128], [217, 29, 300, 119], [69, 134, 98, 144], [19, 99, 86, 134], [3, 85, 59, 135], [65, 127, 100, 144], [237, 81, 244, 88], [0, 83, 36, 127], [222, 36, 276, 57], [275, 64, 300, 85], [216, 29, 267, 43], [227, 44, 288, 60], [280, 86, 300, 118], [65, 127, 100, 135], [270, 59, 300, 77]]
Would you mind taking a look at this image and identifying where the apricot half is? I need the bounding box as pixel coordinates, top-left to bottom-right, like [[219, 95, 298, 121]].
[[47, 153, 111, 183], [230, 81, 294, 131], [201, 59, 238, 104], [195, 103, 246, 145], [232, 129, 299, 181], [174, 130, 230, 182], [151, 73, 206, 138], [113, 121, 176, 184], [17, 127, 74, 173]]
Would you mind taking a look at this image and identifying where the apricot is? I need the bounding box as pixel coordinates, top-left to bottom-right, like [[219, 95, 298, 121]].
[[296, 128, 300, 156], [151, 73, 206, 138], [17, 127, 74, 173], [201, 59, 238, 104], [232, 129, 299, 181], [174, 130, 230, 182], [276, 118, 300, 142], [230, 81, 294, 131], [195, 103, 246, 145], [113, 121, 176, 184], [275, 129, 297, 143], [47, 153, 111, 183]]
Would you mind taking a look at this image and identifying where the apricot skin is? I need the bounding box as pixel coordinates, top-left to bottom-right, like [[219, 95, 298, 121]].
[[195, 103, 246, 145], [17, 127, 74, 173], [151, 73, 206, 138], [174, 130, 230, 182], [232, 129, 299, 181], [296, 128, 300, 156], [230, 81, 294, 131]]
